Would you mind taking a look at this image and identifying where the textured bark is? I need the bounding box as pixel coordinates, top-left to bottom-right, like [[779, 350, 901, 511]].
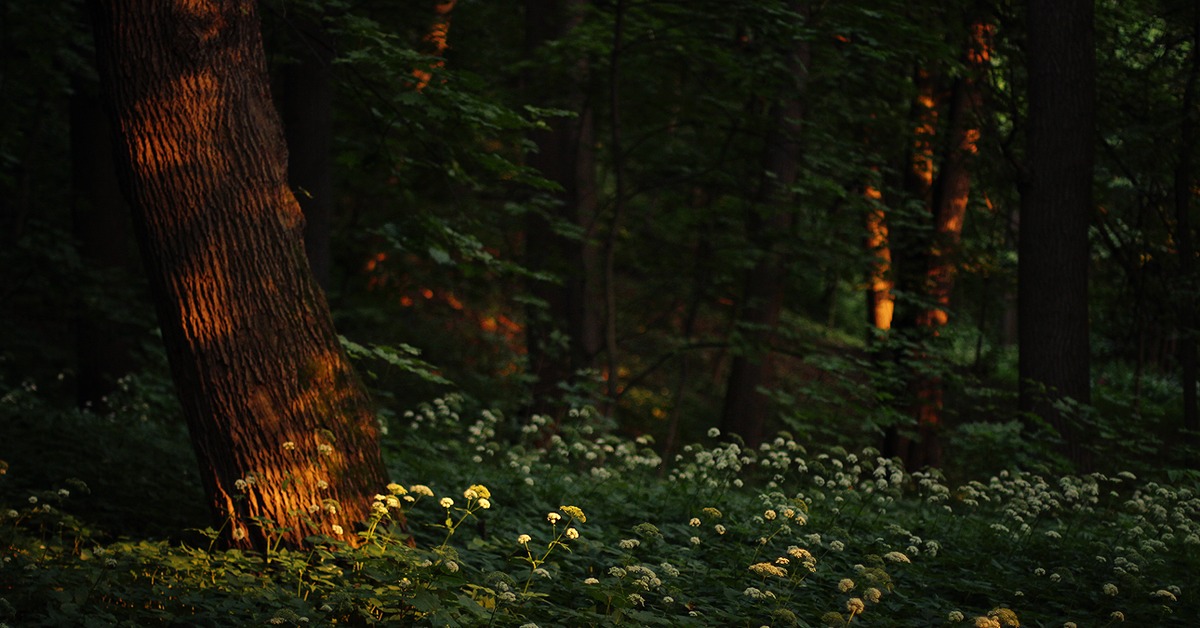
[[90, 0, 388, 549], [523, 0, 603, 417], [719, 2, 809, 448], [1019, 0, 1095, 466]]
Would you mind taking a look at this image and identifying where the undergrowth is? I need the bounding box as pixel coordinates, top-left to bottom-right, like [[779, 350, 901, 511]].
[[1, 386, 1198, 627]]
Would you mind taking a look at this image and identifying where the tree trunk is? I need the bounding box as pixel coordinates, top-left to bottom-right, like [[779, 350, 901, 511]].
[[523, 0, 603, 418], [1019, 0, 1095, 467], [719, 3, 809, 447], [90, 0, 389, 549], [1175, 3, 1200, 443]]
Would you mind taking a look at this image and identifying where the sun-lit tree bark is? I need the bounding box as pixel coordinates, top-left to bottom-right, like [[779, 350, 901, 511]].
[[864, 182, 894, 332], [412, 0, 457, 91], [90, 0, 389, 549], [719, 2, 810, 448], [523, 0, 604, 418], [1019, 0, 1095, 466]]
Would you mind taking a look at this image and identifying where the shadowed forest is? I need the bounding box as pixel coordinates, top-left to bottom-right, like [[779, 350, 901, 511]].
[[2, 0, 1200, 626]]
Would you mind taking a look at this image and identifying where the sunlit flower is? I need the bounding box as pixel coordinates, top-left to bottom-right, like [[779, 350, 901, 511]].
[[690, 536, 701, 546], [547, 512, 561, 524], [232, 527, 246, 541], [689, 517, 702, 527], [628, 593, 645, 606], [883, 551, 910, 563], [317, 443, 334, 456], [715, 524, 727, 535], [410, 484, 434, 497], [838, 578, 855, 592], [748, 562, 787, 578], [584, 577, 599, 585], [331, 524, 343, 535], [517, 534, 532, 544], [386, 483, 406, 495], [847, 597, 865, 614], [619, 538, 640, 550], [282, 441, 296, 450], [865, 587, 882, 603], [764, 509, 777, 521], [478, 498, 491, 509], [445, 560, 459, 573], [565, 527, 579, 540], [974, 617, 1000, 628], [439, 497, 454, 508], [560, 505, 586, 522], [702, 507, 723, 518], [317, 480, 329, 490]]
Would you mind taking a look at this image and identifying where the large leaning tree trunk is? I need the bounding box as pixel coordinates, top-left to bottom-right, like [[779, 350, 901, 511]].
[[90, 0, 389, 550]]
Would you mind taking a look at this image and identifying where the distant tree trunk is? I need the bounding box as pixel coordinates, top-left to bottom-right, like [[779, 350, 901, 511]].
[[1019, 0, 1095, 466], [412, 0, 457, 91], [523, 0, 603, 418], [719, 3, 809, 447], [909, 20, 991, 468], [1175, 4, 1200, 441], [90, 0, 389, 549], [70, 76, 138, 408], [864, 182, 894, 332], [279, 13, 334, 291]]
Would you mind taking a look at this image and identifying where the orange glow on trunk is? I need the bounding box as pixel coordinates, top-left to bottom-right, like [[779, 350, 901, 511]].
[[865, 184, 894, 331], [412, 1, 457, 91]]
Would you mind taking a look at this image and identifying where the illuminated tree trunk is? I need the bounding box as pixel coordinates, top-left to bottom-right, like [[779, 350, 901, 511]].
[[90, 0, 389, 549], [412, 0, 457, 91], [719, 2, 809, 447], [523, 0, 604, 417], [1019, 0, 1094, 466], [909, 21, 991, 468], [864, 183, 894, 332]]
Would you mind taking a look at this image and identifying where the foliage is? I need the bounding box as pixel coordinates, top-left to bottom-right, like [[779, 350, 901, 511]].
[[2, 387, 1198, 626]]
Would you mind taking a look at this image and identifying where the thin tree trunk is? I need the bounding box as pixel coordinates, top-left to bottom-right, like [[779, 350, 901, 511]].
[[1175, 3, 1200, 442], [90, 0, 389, 549], [1019, 0, 1095, 467], [523, 0, 603, 418], [719, 2, 809, 447]]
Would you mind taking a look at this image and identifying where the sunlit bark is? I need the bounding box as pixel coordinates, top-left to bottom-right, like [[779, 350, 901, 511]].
[[90, 0, 389, 549], [413, 0, 457, 91], [864, 183, 894, 331]]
